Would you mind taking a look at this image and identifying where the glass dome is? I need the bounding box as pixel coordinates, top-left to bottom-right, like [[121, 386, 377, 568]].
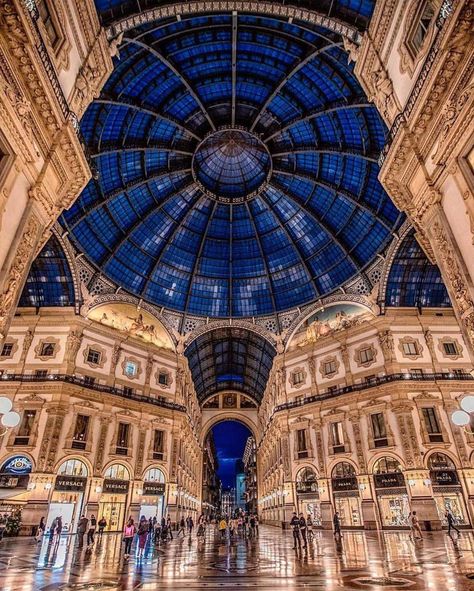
[[62, 12, 403, 318]]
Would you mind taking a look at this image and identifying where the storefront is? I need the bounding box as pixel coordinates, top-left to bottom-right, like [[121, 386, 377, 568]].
[[47, 459, 88, 534], [373, 457, 410, 528], [0, 455, 32, 517], [139, 468, 166, 521], [99, 463, 130, 532], [295, 467, 321, 526], [428, 453, 469, 527], [331, 462, 363, 528]]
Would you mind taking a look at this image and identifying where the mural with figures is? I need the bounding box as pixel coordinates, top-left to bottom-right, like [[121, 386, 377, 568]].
[[288, 303, 373, 350], [87, 303, 174, 350]]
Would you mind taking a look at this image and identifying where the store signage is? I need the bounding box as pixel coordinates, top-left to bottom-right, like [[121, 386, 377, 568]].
[[374, 472, 405, 489], [296, 482, 319, 495], [0, 473, 29, 489], [332, 476, 358, 491], [431, 470, 459, 486], [103, 479, 130, 494], [143, 482, 166, 496], [55, 475, 87, 492]]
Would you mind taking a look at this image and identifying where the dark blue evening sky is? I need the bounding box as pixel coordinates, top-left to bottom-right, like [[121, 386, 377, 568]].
[[211, 421, 251, 488]]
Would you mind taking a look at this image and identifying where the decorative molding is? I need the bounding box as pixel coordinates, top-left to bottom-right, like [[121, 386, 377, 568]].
[[319, 355, 340, 379], [353, 343, 378, 368], [0, 337, 18, 360], [121, 355, 142, 380], [33, 336, 60, 361], [398, 336, 424, 360], [288, 367, 307, 389], [155, 367, 173, 390], [82, 343, 108, 369], [437, 336, 463, 360]]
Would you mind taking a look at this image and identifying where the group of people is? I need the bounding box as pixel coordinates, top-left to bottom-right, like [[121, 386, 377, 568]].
[[76, 514, 107, 548], [290, 512, 315, 549], [217, 513, 259, 540]]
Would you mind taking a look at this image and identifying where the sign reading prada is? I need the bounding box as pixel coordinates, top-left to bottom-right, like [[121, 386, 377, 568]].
[[332, 476, 358, 491], [374, 472, 405, 489], [143, 482, 165, 496], [55, 475, 87, 492], [431, 470, 459, 486], [103, 479, 130, 494]]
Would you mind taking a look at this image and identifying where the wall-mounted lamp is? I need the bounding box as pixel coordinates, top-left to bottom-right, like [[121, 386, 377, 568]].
[[359, 483, 366, 491], [423, 478, 432, 487], [44, 483, 52, 490], [408, 479, 416, 487], [95, 486, 102, 493]]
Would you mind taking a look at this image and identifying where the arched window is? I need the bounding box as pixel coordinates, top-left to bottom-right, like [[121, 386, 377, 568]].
[[105, 463, 130, 480], [332, 462, 356, 478], [428, 453, 456, 471], [57, 459, 88, 477], [144, 467, 165, 483], [373, 457, 402, 474], [1, 455, 32, 475], [296, 467, 318, 494]]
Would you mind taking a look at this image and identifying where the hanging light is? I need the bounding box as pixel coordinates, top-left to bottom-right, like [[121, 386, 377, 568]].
[[0, 396, 12, 414], [1, 411, 20, 427], [451, 409, 470, 426], [460, 395, 474, 414]]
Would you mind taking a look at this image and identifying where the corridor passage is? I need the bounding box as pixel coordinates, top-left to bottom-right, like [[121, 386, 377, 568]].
[[0, 526, 474, 590]]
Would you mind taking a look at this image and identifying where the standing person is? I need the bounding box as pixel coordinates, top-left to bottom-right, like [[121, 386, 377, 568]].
[[243, 514, 249, 537], [411, 511, 423, 540], [123, 517, 135, 559], [49, 517, 57, 538], [152, 516, 157, 541], [87, 515, 96, 547], [35, 516, 45, 542], [218, 517, 227, 540], [188, 516, 194, 536], [166, 515, 173, 540], [306, 514, 313, 542], [290, 512, 301, 550], [446, 510, 460, 537], [56, 516, 63, 537], [333, 512, 341, 539], [249, 514, 256, 539], [0, 514, 6, 542], [254, 514, 259, 536], [77, 515, 88, 548], [98, 517, 107, 539], [299, 513, 308, 549], [177, 517, 186, 537], [137, 516, 148, 558]]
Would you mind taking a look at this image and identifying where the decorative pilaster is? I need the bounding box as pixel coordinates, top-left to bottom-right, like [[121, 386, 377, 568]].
[[94, 415, 110, 476], [348, 410, 366, 473], [36, 406, 67, 473]]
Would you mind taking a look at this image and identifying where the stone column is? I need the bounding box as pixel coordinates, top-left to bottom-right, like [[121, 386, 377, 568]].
[[94, 415, 111, 477], [65, 329, 83, 373], [36, 405, 68, 474], [339, 344, 353, 385], [378, 329, 397, 373]]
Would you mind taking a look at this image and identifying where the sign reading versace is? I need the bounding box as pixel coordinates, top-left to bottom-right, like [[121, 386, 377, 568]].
[[332, 476, 358, 491], [103, 479, 130, 494], [374, 472, 405, 489], [143, 482, 166, 496], [431, 470, 459, 486], [55, 475, 87, 492]]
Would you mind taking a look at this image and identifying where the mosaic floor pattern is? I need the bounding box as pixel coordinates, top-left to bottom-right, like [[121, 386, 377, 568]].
[[0, 526, 474, 590]]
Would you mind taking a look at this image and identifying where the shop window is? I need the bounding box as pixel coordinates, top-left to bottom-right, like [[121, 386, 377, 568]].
[[105, 463, 129, 480], [443, 341, 458, 356], [86, 348, 102, 365], [40, 342, 56, 357], [153, 429, 164, 460], [296, 467, 318, 494], [35, 369, 48, 378], [0, 343, 13, 357], [58, 458, 88, 477], [116, 422, 130, 455], [373, 456, 402, 474], [408, 1, 436, 55], [72, 414, 90, 450], [14, 410, 36, 446], [296, 428, 308, 459], [330, 421, 345, 453], [144, 467, 165, 482], [422, 407, 444, 442], [371, 413, 388, 447], [402, 341, 419, 356]]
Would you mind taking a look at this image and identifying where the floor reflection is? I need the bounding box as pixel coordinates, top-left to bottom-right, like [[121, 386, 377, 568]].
[[0, 526, 473, 590]]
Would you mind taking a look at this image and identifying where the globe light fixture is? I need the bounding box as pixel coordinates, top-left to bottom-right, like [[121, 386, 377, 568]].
[[0, 396, 12, 414], [1, 411, 21, 428], [460, 395, 474, 413], [451, 409, 470, 426]]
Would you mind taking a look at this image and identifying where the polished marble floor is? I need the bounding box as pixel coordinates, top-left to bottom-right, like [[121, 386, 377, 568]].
[[1, 526, 474, 590]]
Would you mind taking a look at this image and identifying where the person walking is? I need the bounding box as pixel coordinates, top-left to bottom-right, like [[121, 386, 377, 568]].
[[166, 515, 173, 540], [218, 517, 227, 540], [98, 517, 107, 539], [49, 517, 57, 538], [299, 513, 308, 549], [87, 515, 96, 547], [123, 517, 135, 558], [290, 512, 301, 550], [177, 517, 186, 537], [188, 515, 194, 536], [77, 515, 88, 548], [411, 511, 423, 540], [35, 516, 45, 542], [249, 514, 256, 539], [306, 514, 314, 542], [137, 516, 148, 558], [446, 510, 460, 537], [0, 514, 7, 542], [333, 511, 341, 539], [55, 516, 63, 537]]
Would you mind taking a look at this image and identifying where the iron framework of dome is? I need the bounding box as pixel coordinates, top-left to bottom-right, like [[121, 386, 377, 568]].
[[61, 10, 404, 319]]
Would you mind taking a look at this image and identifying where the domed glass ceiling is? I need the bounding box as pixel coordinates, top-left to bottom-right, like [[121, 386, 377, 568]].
[[62, 12, 403, 318]]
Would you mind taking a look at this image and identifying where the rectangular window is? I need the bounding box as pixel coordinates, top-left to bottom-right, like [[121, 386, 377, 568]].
[[124, 360, 137, 377], [83, 376, 96, 386], [153, 429, 164, 459], [0, 343, 13, 357], [443, 342, 458, 356], [371, 413, 388, 447], [359, 347, 374, 364], [158, 372, 168, 386], [452, 369, 466, 376], [123, 386, 134, 396], [37, 0, 59, 46], [324, 360, 337, 375], [116, 422, 130, 455], [86, 348, 102, 365], [331, 422, 345, 452], [35, 369, 48, 378], [402, 342, 418, 356], [296, 429, 308, 458], [292, 371, 305, 385], [410, 368, 423, 376], [409, 1, 435, 54], [40, 342, 55, 357], [327, 385, 337, 394], [14, 410, 36, 446], [72, 414, 90, 450], [422, 407, 443, 442]]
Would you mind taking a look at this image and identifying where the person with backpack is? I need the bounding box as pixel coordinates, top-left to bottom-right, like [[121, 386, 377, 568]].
[[123, 517, 135, 558]]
